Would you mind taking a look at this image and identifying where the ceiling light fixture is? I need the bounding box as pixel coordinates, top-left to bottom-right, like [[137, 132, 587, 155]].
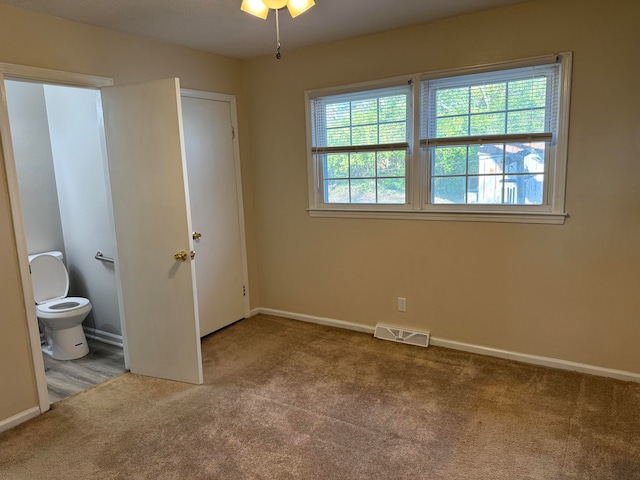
[[241, 0, 315, 59]]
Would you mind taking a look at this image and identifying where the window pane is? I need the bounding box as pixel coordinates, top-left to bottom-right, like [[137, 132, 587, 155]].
[[351, 179, 376, 203], [327, 127, 350, 146], [352, 125, 378, 145], [351, 99, 377, 126], [377, 151, 406, 177], [503, 178, 518, 204], [378, 178, 406, 204], [436, 116, 468, 137], [350, 152, 376, 178], [476, 175, 504, 203], [467, 176, 480, 204], [436, 87, 469, 116], [325, 154, 349, 179], [508, 78, 547, 109], [504, 143, 546, 174], [471, 83, 506, 113], [432, 176, 466, 204], [326, 102, 350, 128], [379, 95, 406, 122], [433, 146, 467, 176], [468, 145, 480, 174], [505, 174, 544, 205], [521, 143, 545, 173], [325, 180, 350, 203], [507, 109, 546, 134], [470, 113, 506, 135], [477, 144, 504, 174], [379, 122, 406, 143]]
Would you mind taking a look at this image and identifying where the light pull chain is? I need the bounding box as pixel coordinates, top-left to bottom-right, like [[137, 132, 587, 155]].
[[275, 8, 282, 60]]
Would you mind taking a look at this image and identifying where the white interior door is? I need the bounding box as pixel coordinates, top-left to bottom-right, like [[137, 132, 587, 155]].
[[182, 94, 246, 337], [101, 78, 203, 385]]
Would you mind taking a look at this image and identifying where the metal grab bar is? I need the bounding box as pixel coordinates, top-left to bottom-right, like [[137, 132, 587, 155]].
[[95, 251, 115, 264]]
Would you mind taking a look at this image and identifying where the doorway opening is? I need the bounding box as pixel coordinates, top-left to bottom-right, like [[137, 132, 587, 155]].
[[1, 64, 250, 420], [4, 79, 126, 403]]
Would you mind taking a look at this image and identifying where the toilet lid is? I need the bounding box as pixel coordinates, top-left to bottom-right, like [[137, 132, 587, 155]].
[[29, 254, 69, 305]]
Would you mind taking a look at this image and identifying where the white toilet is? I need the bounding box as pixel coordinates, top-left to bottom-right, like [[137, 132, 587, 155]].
[[29, 251, 91, 360]]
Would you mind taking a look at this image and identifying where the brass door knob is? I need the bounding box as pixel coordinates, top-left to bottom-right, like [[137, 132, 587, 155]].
[[174, 250, 188, 262], [192, 232, 202, 240]]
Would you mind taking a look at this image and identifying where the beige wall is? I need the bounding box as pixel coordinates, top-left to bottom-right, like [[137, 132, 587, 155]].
[[0, 145, 37, 422], [245, 0, 640, 373], [0, 4, 258, 423]]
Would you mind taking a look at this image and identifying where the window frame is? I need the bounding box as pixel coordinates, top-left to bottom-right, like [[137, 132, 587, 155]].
[[306, 77, 416, 212], [305, 53, 572, 224]]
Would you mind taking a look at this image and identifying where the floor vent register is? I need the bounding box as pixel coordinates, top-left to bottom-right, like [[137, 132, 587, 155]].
[[374, 325, 430, 348]]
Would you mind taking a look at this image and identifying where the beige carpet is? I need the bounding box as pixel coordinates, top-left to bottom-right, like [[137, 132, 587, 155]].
[[1, 314, 639, 479]]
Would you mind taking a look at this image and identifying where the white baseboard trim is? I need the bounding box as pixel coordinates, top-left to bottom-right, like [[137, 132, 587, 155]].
[[0, 406, 40, 433], [430, 337, 640, 383], [83, 327, 123, 348], [250, 308, 640, 383], [252, 308, 376, 334]]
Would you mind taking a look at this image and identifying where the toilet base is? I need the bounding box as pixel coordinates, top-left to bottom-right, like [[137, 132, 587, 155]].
[[43, 324, 90, 360]]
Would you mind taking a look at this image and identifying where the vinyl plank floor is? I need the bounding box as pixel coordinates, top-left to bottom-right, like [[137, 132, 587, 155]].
[[42, 338, 127, 403]]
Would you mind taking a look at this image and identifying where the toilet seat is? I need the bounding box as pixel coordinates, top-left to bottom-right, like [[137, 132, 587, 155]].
[[37, 297, 91, 314]]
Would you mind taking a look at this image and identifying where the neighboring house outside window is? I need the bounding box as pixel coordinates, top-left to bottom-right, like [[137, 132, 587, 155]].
[[306, 53, 572, 224]]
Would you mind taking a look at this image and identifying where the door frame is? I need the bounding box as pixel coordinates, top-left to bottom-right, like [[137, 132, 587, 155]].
[[0, 63, 114, 413], [181, 89, 251, 320]]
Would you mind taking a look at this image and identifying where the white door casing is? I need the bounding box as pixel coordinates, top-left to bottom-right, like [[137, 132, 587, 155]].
[[101, 78, 203, 385], [181, 92, 248, 336]]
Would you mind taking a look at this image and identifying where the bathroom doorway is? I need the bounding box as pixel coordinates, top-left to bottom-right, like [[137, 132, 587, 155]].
[[4, 79, 126, 403], [1, 65, 210, 415], [1, 64, 250, 418]]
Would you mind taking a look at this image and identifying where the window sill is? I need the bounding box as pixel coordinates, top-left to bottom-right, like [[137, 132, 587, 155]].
[[307, 208, 567, 225]]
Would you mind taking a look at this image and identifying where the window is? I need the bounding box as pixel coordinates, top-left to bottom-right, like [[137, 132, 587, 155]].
[[309, 84, 412, 206], [306, 53, 571, 224], [423, 64, 559, 208]]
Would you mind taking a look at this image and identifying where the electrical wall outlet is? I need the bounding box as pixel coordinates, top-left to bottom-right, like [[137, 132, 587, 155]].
[[397, 297, 406, 312]]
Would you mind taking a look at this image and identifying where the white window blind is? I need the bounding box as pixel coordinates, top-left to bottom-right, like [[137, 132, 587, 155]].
[[421, 64, 560, 147], [311, 84, 412, 152]]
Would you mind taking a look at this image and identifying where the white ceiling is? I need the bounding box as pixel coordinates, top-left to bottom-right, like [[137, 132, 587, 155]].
[[0, 0, 530, 59]]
